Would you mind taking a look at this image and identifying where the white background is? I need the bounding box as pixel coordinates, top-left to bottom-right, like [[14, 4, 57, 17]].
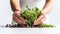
[[0, 0, 12, 26], [0, 0, 60, 34]]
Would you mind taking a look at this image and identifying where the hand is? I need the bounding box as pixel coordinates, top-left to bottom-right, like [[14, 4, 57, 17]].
[[33, 13, 46, 25], [13, 11, 26, 24]]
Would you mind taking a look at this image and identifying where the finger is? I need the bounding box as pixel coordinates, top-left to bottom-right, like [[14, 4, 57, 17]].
[[34, 19, 42, 25], [36, 15, 46, 25], [36, 16, 46, 23], [34, 15, 44, 23], [14, 12, 20, 17], [13, 14, 25, 24], [13, 13, 25, 22], [36, 14, 45, 22], [34, 21, 42, 25], [13, 14, 22, 24], [37, 13, 46, 22], [41, 16, 46, 21], [34, 14, 46, 25]]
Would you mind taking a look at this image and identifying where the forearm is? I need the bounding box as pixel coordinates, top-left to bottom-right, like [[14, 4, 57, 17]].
[[10, 0, 21, 11], [42, 0, 54, 15]]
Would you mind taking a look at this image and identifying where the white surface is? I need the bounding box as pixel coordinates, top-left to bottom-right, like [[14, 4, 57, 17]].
[[0, 26, 60, 34]]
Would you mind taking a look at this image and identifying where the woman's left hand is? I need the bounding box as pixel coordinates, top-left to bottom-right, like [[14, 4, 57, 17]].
[[33, 13, 46, 25]]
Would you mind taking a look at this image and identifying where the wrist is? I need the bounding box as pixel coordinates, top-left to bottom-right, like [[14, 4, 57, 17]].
[[14, 11, 22, 14], [40, 11, 46, 16], [41, 10, 47, 15], [38, 12, 46, 19]]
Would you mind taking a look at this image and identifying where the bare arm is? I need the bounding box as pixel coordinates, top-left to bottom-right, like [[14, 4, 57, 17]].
[[10, 0, 25, 25], [34, 0, 54, 25], [10, 0, 21, 11], [42, 0, 54, 14]]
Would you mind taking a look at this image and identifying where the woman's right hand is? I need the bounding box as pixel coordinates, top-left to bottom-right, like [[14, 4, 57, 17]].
[[13, 11, 26, 24]]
